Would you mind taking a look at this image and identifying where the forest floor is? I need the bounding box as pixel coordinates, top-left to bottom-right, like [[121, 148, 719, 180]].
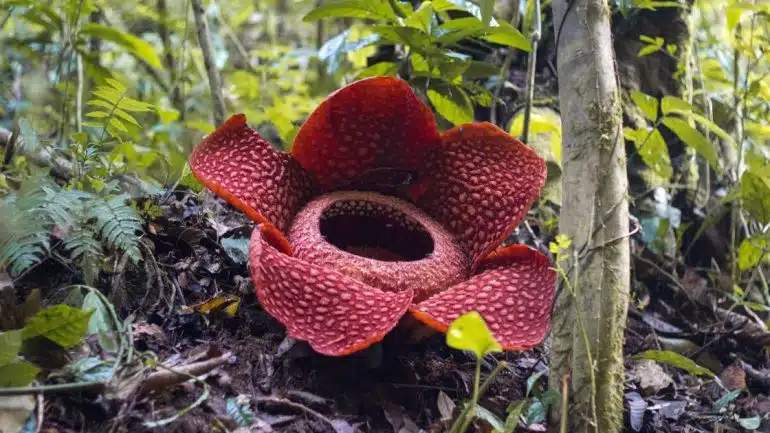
[[11, 188, 768, 433]]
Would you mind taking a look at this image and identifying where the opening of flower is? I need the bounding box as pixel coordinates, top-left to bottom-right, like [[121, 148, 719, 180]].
[[189, 76, 557, 356]]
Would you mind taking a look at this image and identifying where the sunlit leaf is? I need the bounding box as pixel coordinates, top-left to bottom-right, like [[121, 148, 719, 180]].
[[0, 360, 40, 387], [404, 1, 435, 33], [637, 44, 660, 56], [446, 311, 502, 358], [661, 116, 720, 173], [631, 91, 658, 121], [303, 0, 397, 22], [660, 96, 694, 114], [633, 350, 715, 377], [740, 171, 770, 225], [737, 236, 768, 271], [79, 24, 163, 70], [0, 330, 22, 366], [22, 304, 93, 349], [479, 22, 531, 51], [356, 62, 399, 79], [427, 82, 474, 125]]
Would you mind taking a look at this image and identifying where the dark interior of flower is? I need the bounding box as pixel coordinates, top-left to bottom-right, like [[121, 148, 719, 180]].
[[319, 200, 434, 262]]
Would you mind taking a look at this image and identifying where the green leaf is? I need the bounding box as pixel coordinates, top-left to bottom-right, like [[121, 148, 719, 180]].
[[479, 22, 531, 51], [631, 91, 658, 121], [435, 17, 486, 45], [463, 61, 499, 78], [18, 119, 38, 154], [504, 400, 526, 433], [666, 109, 734, 146], [446, 311, 502, 358], [427, 82, 474, 126], [79, 24, 162, 70], [0, 330, 23, 366], [404, 1, 434, 33], [22, 304, 93, 349], [66, 357, 114, 382], [714, 390, 741, 411], [633, 350, 715, 377], [474, 405, 504, 431], [525, 399, 546, 424], [373, 25, 436, 54], [737, 416, 760, 430], [82, 292, 118, 352], [479, 0, 494, 27], [227, 396, 257, 427], [303, 0, 397, 22], [526, 370, 546, 396], [661, 117, 720, 173], [738, 236, 768, 271], [740, 171, 770, 225], [637, 44, 660, 57], [626, 127, 672, 180], [356, 61, 400, 79], [0, 360, 40, 387], [660, 96, 694, 114]]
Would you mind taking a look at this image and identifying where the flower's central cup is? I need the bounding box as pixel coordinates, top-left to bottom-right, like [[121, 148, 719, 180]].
[[319, 198, 435, 262], [287, 191, 467, 301]]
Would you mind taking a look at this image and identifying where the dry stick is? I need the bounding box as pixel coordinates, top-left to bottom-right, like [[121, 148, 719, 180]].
[[520, 0, 541, 144], [559, 374, 569, 433], [489, 5, 522, 127], [139, 351, 232, 393], [191, 0, 226, 126], [254, 396, 337, 430]]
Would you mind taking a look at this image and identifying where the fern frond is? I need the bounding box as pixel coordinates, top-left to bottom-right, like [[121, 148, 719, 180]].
[[90, 194, 142, 263], [63, 223, 103, 285]]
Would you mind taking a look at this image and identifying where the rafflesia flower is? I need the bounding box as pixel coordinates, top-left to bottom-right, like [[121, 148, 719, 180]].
[[189, 76, 557, 356]]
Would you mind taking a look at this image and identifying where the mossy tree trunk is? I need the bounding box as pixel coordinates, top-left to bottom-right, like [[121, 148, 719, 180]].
[[548, 1, 630, 433]]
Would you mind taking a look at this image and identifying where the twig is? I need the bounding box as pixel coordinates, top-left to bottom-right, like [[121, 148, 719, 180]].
[[559, 374, 569, 433], [139, 351, 232, 393], [76, 53, 84, 133], [490, 6, 522, 127], [191, 0, 226, 126], [0, 380, 106, 396], [521, 0, 541, 144], [254, 396, 338, 430]]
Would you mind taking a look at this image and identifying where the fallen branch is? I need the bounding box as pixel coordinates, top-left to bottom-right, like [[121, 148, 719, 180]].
[[254, 396, 337, 431], [139, 351, 233, 393]]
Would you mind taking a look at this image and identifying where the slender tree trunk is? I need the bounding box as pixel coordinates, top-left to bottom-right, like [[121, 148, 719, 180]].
[[548, 2, 630, 433], [191, 0, 226, 126]]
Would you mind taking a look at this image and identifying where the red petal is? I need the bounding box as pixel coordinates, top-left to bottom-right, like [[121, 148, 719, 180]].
[[189, 114, 315, 232], [291, 77, 440, 191], [409, 244, 556, 351], [412, 123, 547, 270], [249, 224, 415, 356]]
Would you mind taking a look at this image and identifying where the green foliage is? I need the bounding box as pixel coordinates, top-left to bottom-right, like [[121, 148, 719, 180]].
[[305, 0, 530, 126], [22, 304, 93, 348], [0, 176, 144, 282], [633, 350, 716, 377], [84, 78, 155, 141], [446, 311, 502, 358]]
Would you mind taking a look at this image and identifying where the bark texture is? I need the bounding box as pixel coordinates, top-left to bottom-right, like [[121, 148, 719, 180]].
[[191, 0, 226, 126], [548, 1, 630, 433]]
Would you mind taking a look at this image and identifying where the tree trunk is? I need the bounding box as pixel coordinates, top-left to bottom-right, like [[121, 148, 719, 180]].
[[548, 2, 630, 433]]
